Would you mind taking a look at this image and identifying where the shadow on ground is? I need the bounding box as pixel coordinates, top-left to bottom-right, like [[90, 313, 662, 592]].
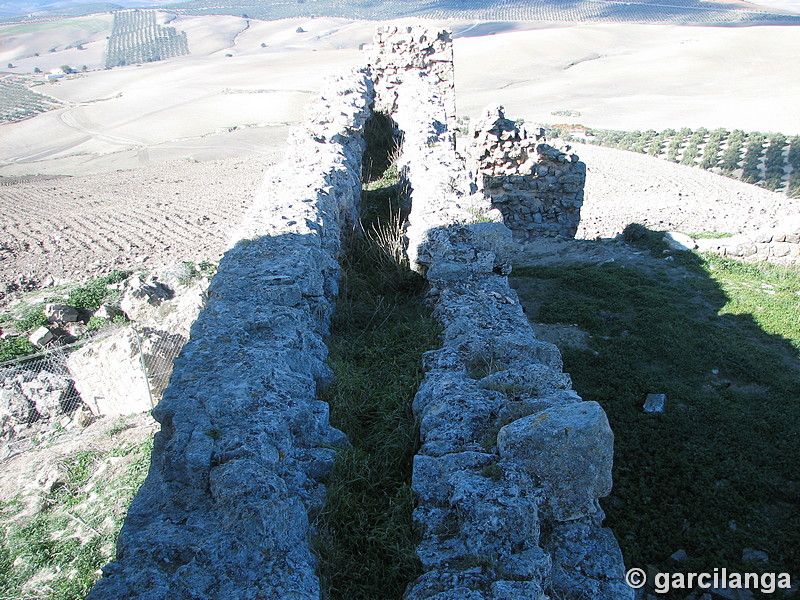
[[510, 227, 800, 597]]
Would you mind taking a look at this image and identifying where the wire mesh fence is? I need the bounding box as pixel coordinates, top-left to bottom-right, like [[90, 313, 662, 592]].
[[0, 325, 187, 460]]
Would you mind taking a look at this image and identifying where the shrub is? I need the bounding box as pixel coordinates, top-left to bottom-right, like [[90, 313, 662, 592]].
[[16, 307, 47, 333], [66, 270, 130, 311], [763, 133, 787, 191], [720, 129, 745, 174], [0, 336, 37, 362], [700, 128, 726, 170], [740, 132, 765, 184], [788, 135, 800, 171]]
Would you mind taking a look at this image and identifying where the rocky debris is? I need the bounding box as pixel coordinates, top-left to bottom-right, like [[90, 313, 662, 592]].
[[119, 274, 174, 322], [0, 369, 79, 454], [28, 325, 53, 347], [741, 548, 769, 564], [390, 35, 630, 600], [62, 268, 210, 417], [44, 303, 79, 323], [467, 104, 586, 241], [93, 303, 121, 320], [66, 326, 180, 416], [643, 393, 667, 413], [669, 548, 688, 562], [87, 68, 371, 600]]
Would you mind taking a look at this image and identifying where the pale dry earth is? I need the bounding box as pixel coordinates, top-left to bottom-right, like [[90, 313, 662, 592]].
[[0, 155, 270, 308], [2, 16, 800, 309], [2, 136, 795, 311], [2, 18, 800, 176], [573, 142, 800, 239]]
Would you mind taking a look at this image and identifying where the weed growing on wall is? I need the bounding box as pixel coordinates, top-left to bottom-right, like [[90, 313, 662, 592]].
[[511, 236, 800, 593]]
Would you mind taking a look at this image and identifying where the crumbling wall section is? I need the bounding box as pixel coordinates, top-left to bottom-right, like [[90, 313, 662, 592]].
[[367, 24, 456, 127], [467, 105, 586, 241], [695, 216, 800, 266], [386, 38, 632, 600], [87, 68, 373, 600]]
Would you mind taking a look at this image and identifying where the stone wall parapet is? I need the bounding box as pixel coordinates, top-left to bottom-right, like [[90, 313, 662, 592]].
[[387, 45, 631, 600], [87, 68, 373, 600]]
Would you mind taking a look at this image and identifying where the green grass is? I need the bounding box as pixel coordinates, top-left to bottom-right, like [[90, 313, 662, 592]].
[[511, 238, 800, 597], [314, 125, 440, 600], [0, 436, 153, 599], [688, 231, 733, 239]]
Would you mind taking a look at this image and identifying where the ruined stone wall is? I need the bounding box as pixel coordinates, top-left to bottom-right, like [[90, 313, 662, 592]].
[[387, 37, 632, 600], [87, 68, 372, 600], [467, 105, 586, 241], [695, 216, 800, 266], [367, 24, 456, 126], [87, 27, 629, 600]]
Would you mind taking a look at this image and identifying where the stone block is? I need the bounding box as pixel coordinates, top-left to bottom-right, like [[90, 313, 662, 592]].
[[67, 327, 153, 416], [28, 326, 53, 347], [44, 303, 79, 323], [643, 393, 666, 413], [498, 401, 613, 521]]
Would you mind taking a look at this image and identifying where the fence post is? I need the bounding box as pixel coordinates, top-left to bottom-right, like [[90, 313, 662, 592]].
[[133, 329, 155, 410]]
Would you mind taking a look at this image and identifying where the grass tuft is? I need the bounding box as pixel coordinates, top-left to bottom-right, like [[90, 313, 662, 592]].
[[0, 436, 153, 599]]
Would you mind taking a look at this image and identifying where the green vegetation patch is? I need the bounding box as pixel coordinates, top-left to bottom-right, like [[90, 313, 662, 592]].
[[0, 435, 153, 599], [315, 122, 440, 599], [65, 270, 130, 311], [511, 240, 800, 595]]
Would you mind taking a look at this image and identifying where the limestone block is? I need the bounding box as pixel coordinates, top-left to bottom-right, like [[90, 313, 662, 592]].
[[643, 393, 666, 413], [770, 243, 791, 257], [67, 327, 153, 416], [120, 275, 174, 322], [497, 401, 613, 521], [93, 303, 121, 321], [44, 303, 79, 323], [28, 326, 53, 347], [478, 364, 571, 397], [548, 520, 634, 600]]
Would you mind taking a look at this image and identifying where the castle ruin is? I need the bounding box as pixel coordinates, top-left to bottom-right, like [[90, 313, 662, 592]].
[[87, 26, 630, 600]]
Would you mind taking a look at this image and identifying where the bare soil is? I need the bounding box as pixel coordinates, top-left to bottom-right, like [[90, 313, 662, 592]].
[[2, 136, 798, 314], [0, 155, 269, 310]]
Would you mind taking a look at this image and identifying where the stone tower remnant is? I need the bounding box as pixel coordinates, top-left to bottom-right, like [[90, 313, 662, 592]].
[[467, 104, 586, 241]]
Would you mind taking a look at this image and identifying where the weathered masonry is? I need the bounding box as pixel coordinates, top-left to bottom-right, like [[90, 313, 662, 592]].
[[87, 70, 373, 599], [89, 25, 629, 600], [372, 25, 630, 600]]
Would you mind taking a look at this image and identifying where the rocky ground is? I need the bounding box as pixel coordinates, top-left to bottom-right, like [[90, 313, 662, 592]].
[[573, 142, 800, 240]]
